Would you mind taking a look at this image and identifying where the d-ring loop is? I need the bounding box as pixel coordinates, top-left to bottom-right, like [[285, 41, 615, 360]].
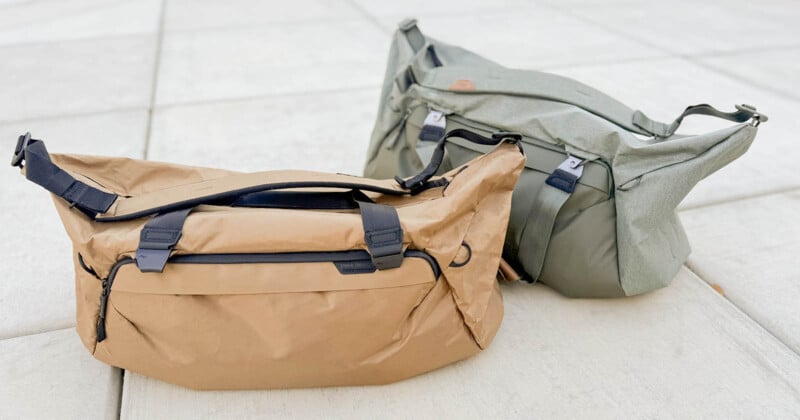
[[449, 241, 472, 267]]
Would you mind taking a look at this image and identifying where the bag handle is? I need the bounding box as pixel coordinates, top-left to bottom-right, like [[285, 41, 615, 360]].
[[10, 134, 448, 222], [396, 128, 523, 193]]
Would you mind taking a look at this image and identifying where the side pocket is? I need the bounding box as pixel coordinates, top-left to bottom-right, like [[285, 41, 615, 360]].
[[73, 253, 102, 354], [540, 199, 624, 298]]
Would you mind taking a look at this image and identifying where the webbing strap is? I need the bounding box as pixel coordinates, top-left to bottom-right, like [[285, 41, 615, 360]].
[[11, 133, 117, 217], [135, 208, 192, 273], [632, 103, 765, 138], [398, 18, 425, 53], [516, 157, 584, 282], [358, 201, 404, 270]]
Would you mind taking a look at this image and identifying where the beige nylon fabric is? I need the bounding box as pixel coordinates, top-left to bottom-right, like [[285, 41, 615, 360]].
[[44, 142, 524, 390]]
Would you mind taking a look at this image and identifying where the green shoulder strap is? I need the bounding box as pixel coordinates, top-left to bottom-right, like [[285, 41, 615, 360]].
[[399, 20, 765, 138]]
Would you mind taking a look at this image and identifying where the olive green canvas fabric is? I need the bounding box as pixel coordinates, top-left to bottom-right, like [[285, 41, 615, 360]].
[[364, 19, 766, 297]]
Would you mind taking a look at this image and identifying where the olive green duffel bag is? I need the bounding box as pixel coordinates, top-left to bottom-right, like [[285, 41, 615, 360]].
[[364, 19, 767, 298]]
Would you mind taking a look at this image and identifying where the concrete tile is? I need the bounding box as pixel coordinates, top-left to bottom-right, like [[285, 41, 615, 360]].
[[0, 328, 121, 420], [0, 36, 156, 122], [552, 57, 800, 209], [377, 10, 666, 70], [682, 191, 800, 354], [559, 0, 800, 55], [700, 48, 800, 101], [164, 0, 361, 32], [0, 0, 161, 46], [119, 268, 800, 418], [148, 89, 379, 174], [351, 0, 529, 18], [155, 20, 388, 106], [0, 110, 148, 338]]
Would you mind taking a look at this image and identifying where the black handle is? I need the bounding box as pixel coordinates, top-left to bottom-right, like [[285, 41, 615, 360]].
[[396, 128, 522, 193]]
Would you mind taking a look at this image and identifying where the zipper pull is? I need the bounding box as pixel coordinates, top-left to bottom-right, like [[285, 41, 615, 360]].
[[419, 110, 446, 142], [96, 279, 109, 342]]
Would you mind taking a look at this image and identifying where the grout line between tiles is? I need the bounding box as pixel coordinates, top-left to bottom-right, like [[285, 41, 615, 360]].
[[117, 370, 125, 420], [0, 0, 127, 30], [683, 264, 800, 362], [0, 106, 149, 126], [678, 56, 800, 103], [154, 84, 381, 110], [543, 2, 800, 104], [344, 0, 393, 35], [0, 31, 157, 51], [0, 85, 381, 127], [679, 185, 800, 213], [143, 0, 168, 160], [0, 325, 75, 342]]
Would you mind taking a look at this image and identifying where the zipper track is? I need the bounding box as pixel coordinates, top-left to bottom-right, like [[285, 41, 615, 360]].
[[96, 249, 440, 342]]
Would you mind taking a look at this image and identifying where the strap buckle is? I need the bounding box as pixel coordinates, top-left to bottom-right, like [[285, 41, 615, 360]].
[[371, 252, 405, 270], [365, 227, 404, 270], [11, 132, 31, 168], [736, 104, 767, 127], [557, 155, 585, 178], [545, 155, 586, 194]]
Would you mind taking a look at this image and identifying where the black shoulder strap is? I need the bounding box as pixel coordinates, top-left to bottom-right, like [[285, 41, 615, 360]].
[[11, 133, 117, 217]]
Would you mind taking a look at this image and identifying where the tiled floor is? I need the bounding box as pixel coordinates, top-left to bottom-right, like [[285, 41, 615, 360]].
[[1, 0, 798, 418]]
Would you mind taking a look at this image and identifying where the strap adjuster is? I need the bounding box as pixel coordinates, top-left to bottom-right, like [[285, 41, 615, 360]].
[[545, 156, 586, 194], [11, 132, 31, 168], [365, 227, 404, 270]]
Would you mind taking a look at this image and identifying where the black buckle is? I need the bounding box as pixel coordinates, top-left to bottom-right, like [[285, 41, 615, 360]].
[[492, 132, 522, 143], [365, 227, 404, 270], [11, 132, 31, 168], [372, 252, 404, 270]]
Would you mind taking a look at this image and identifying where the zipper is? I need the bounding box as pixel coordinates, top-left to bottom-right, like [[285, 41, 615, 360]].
[[96, 249, 440, 342]]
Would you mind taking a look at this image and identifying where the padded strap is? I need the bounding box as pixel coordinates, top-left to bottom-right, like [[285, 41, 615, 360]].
[[11, 133, 117, 217], [135, 208, 192, 273], [397, 128, 523, 193], [517, 157, 584, 282], [358, 201, 404, 270], [633, 103, 766, 138]]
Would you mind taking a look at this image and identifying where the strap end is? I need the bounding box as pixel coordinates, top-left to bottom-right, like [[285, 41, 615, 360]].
[[11, 132, 31, 168]]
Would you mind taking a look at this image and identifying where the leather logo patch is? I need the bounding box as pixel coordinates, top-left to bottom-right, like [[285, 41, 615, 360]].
[[449, 79, 476, 92]]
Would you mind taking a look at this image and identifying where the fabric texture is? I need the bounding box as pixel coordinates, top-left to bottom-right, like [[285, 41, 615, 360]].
[[363, 19, 763, 297], [13, 135, 524, 390]]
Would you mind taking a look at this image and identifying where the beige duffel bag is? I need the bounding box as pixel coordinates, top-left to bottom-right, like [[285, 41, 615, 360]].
[[11, 130, 524, 390]]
